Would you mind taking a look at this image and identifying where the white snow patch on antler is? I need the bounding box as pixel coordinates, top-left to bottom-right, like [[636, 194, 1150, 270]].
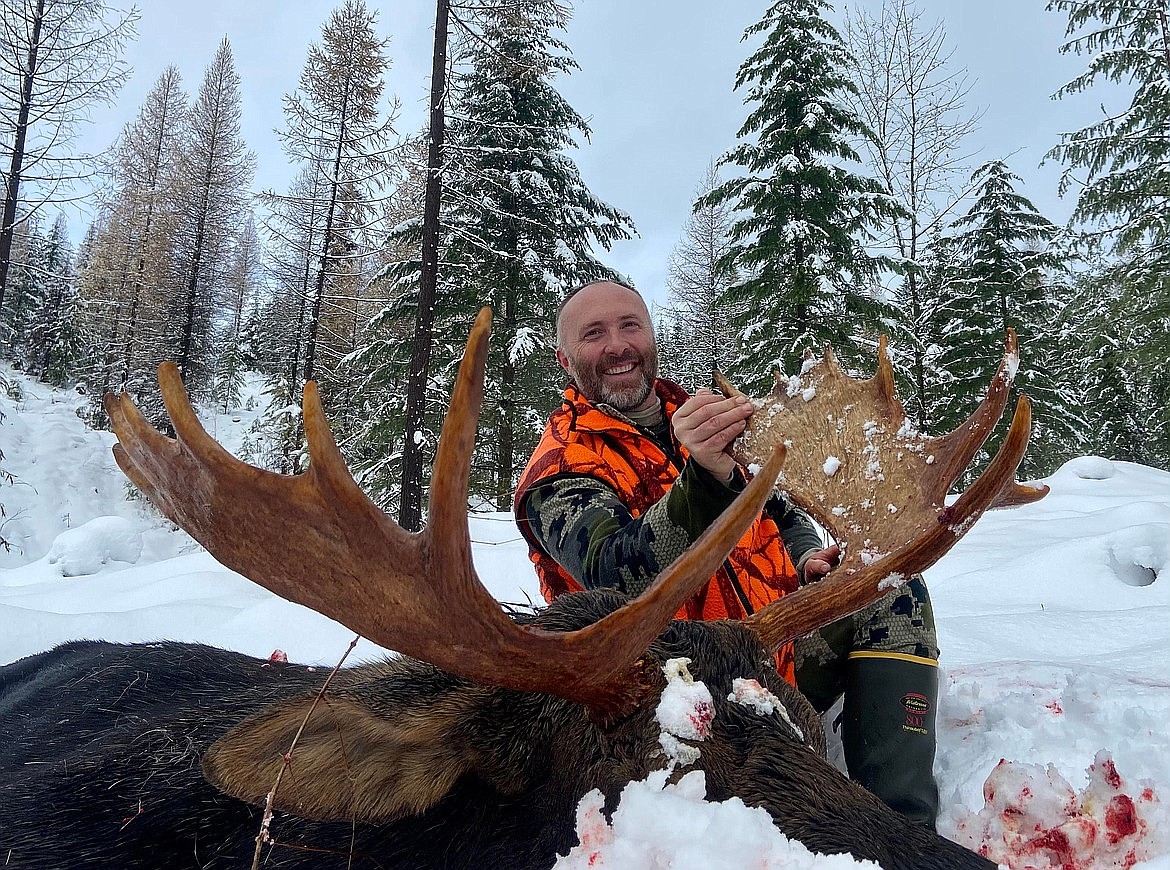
[[1004, 351, 1020, 381]]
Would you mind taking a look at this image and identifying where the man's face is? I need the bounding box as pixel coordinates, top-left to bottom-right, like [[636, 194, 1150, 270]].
[[556, 282, 660, 412]]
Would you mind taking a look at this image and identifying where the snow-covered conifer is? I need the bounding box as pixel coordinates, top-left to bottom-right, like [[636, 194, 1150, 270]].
[[699, 0, 901, 393]]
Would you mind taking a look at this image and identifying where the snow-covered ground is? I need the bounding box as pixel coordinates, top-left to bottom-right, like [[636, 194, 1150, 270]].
[[2, 364, 1168, 869]]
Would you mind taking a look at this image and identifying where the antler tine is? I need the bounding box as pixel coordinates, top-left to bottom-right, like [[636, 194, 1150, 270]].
[[873, 335, 898, 408], [303, 381, 354, 495], [425, 306, 491, 570], [745, 394, 1035, 652], [925, 329, 1018, 499], [993, 479, 1050, 509], [713, 371, 745, 399], [104, 389, 177, 510], [158, 362, 239, 469]]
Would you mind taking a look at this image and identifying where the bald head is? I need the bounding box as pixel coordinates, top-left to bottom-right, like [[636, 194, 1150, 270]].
[[555, 280, 659, 412], [555, 280, 646, 349]]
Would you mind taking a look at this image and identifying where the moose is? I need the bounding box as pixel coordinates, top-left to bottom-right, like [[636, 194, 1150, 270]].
[[0, 308, 1044, 868]]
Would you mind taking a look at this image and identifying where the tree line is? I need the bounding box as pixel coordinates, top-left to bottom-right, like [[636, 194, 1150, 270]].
[[1, 0, 1167, 533]]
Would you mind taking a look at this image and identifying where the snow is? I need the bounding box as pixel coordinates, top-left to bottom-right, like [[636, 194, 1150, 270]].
[[730, 677, 806, 741], [559, 770, 881, 870], [2, 366, 1170, 869], [46, 515, 143, 576], [656, 657, 715, 767]]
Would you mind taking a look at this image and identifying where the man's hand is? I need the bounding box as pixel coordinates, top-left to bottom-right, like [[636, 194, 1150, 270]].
[[802, 544, 841, 584], [672, 389, 754, 483]]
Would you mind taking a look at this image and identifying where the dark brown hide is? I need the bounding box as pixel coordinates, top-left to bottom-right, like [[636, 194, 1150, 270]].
[[0, 591, 992, 869]]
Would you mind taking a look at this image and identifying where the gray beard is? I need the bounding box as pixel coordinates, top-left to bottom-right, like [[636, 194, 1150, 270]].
[[567, 347, 660, 412], [595, 374, 654, 411]]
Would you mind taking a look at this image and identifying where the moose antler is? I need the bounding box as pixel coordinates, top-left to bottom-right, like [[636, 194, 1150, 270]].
[[104, 308, 784, 717], [714, 331, 1049, 652]]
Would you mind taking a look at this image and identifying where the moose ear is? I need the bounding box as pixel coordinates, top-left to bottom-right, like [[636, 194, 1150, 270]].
[[202, 691, 476, 822]]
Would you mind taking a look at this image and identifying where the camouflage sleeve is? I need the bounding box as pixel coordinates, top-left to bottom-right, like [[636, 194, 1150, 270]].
[[765, 492, 825, 581], [520, 460, 741, 597]]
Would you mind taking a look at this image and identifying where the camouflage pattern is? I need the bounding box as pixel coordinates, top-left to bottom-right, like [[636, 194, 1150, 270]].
[[525, 476, 685, 597], [524, 468, 826, 599], [513, 379, 803, 623], [792, 576, 939, 714]]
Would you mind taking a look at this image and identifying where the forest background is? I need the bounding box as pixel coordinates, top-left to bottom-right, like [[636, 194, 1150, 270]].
[[1, 0, 1167, 536]]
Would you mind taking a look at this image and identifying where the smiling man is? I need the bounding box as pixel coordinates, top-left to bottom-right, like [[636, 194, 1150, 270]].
[[514, 278, 944, 829]]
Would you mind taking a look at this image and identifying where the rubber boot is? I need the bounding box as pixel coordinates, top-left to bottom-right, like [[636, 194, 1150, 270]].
[[841, 652, 940, 829]]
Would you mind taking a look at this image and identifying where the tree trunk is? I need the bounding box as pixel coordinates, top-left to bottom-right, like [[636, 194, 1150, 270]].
[[0, 0, 45, 313], [303, 117, 346, 384], [496, 270, 518, 510], [398, 0, 450, 532], [178, 191, 209, 384]]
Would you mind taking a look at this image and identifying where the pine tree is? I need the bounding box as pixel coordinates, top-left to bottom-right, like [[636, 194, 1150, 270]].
[[354, 1, 634, 509], [26, 213, 80, 385], [214, 212, 263, 413], [841, 0, 981, 429], [908, 227, 960, 431], [0, 0, 137, 314], [258, 163, 329, 412], [74, 66, 188, 413], [658, 162, 740, 392], [934, 161, 1083, 475], [164, 38, 254, 403], [0, 212, 41, 356], [446, 0, 634, 506], [699, 0, 902, 394], [341, 137, 427, 508], [253, 0, 398, 471], [1060, 240, 1163, 465], [1045, 0, 1170, 462]]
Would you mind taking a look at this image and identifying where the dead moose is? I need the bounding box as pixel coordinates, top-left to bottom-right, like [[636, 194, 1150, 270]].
[[0, 308, 1045, 869]]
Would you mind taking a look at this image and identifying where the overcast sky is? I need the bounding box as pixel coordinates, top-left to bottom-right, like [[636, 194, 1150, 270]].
[[75, 1, 1118, 311]]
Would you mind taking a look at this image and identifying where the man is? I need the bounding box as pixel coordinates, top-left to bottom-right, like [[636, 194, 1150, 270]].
[[513, 279, 941, 827]]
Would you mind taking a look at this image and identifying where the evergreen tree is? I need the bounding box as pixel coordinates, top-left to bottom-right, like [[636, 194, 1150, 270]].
[[842, 0, 980, 430], [699, 0, 901, 394], [258, 163, 329, 412], [658, 161, 740, 392], [907, 227, 960, 432], [74, 66, 188, 414], [26, 213, 80, 385], [214, 212, 263, 413], [1060, 241, 1163, 465], [0, 212, 41, 356], [355, 1, 634, 509], [1046, 0, 1170, 461], [254, 0, 398, 470], [166, 38, 254, 401], [934, 161, 1083, 475], [341, 136, 427, 507], [0, 0, 137, 313]]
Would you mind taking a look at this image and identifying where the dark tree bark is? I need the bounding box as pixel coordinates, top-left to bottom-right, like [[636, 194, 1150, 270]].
[[0, 0, 45, 313], [398, 0, 450, 532]]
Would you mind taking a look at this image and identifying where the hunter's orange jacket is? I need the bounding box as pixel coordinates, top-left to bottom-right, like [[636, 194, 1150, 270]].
[[514, 379, 801, 683]]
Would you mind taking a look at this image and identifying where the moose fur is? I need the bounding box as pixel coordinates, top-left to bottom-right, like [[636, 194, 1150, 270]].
[[0, 591, 993, 869]]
